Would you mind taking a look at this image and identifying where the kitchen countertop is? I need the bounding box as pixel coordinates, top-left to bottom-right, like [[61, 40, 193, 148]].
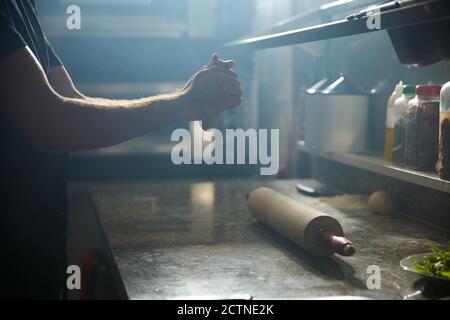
[[90, 179, 450, 300]]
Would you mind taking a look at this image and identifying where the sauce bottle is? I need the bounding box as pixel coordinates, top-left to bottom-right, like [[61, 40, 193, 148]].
[[384, 81, 404, 163]]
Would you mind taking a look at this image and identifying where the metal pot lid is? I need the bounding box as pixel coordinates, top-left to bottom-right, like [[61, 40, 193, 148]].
[[306, 78, 332, 94], [322, 74, 367, 95]]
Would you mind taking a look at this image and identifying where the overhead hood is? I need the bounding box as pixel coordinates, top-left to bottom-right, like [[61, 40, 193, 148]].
[[228, 0, 450, 66]]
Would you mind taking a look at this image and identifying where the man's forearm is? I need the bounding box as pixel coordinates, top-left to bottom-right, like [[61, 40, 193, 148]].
[[2, 49, 193, 152], [36, 90, 190, 151], [1, 48, 241, 153], [43, 72, 190, 150]]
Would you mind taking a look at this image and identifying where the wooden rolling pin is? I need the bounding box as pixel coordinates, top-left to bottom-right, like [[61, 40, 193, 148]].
[[247, 187, 355, 257]]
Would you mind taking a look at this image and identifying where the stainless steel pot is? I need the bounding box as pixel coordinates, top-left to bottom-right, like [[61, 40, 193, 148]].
[[304, 75, 369, 154]]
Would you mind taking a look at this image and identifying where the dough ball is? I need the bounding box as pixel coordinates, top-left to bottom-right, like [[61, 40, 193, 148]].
[[368, 190, 398, 214]]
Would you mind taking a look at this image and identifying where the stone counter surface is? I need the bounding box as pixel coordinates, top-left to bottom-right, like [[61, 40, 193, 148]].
[[90, 179, 450, 300]]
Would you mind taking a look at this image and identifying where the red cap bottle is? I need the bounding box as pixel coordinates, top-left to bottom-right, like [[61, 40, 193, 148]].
[[415, 85, 442, 97]]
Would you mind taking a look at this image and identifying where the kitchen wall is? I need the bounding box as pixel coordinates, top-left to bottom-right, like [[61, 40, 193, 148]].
[[37, 0, 257, 181], [251, 0, 297, 177], [249, 0, 450, 177]]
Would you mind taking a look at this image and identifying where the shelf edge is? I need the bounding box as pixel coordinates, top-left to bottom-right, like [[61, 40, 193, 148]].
[[298, 144, 450, 194]]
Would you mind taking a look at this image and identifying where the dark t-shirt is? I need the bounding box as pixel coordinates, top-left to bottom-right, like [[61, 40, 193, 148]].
[[0, 0, 69, 299]]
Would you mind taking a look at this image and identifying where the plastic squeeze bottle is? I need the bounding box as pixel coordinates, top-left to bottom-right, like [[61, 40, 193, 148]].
[[384, 81, 404, 163], [392, 84, 415, 165]]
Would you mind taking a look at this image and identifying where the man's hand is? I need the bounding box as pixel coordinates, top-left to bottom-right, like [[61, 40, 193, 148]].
[[182, 54, 243, 121]]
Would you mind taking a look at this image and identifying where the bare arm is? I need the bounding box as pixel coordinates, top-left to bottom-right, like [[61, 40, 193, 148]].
[[48, 65, 85, 99], [0, 47, 242, 152]]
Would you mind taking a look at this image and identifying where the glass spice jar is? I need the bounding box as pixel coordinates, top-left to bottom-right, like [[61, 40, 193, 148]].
[[405, 85, 441, 171], [437, 82, 450, 180]]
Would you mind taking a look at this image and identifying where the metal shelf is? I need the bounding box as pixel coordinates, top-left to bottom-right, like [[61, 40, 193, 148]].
[[227, 0, 450, 50], [298, 143, 450, 194]]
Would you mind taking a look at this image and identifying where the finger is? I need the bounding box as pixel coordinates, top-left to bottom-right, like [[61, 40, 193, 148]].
[[220, 67, 238, 78], [225, 81, 243, 92], [213, 59, 234, 69], [220, 81, 242, 94], [216, 72, 241, 85], [221, 59, 235, 66], [220, 79, 242, 90], [224, 85, 243, 98], [223, 96, 242, 109], [208, 53, 220, 66], [211, 66, 239, 79]]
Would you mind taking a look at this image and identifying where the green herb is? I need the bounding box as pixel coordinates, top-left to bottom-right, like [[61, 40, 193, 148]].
[[413, 243, 450, 279]]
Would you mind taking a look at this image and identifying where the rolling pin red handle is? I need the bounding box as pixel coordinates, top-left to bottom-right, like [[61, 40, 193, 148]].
[[320, 230, 356, 257]]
